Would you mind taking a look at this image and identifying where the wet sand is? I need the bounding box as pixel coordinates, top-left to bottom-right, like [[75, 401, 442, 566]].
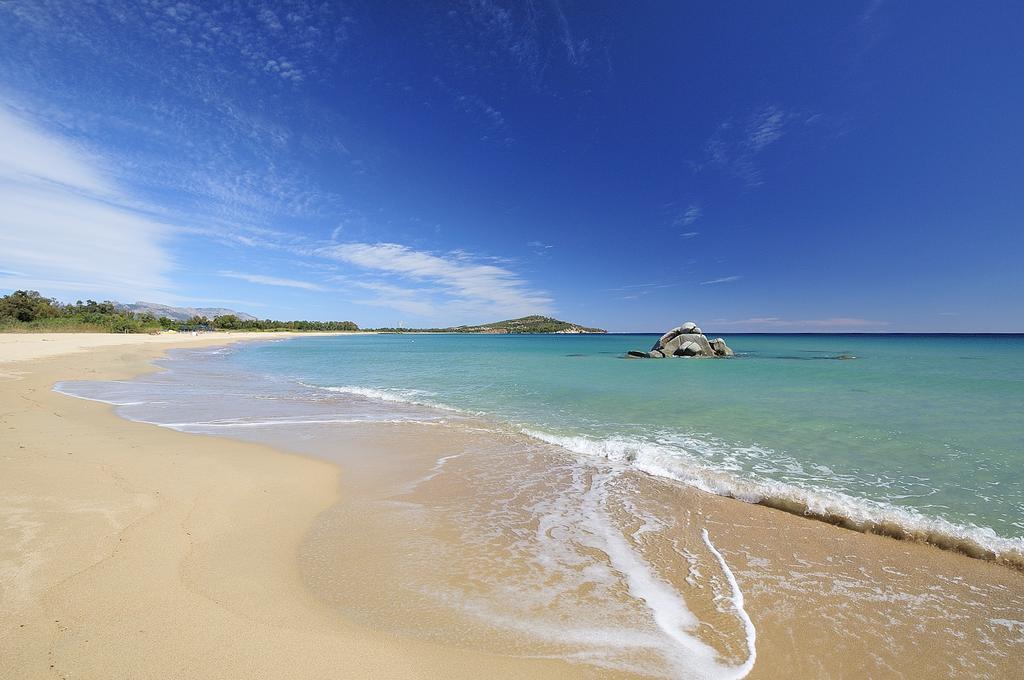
[[2, 333, 1022, 678], [287, 422, 1024, 679], [0, 334, 576, 679]]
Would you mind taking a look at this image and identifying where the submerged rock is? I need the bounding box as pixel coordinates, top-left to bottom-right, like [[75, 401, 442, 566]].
[[633, 321, 734, 358]]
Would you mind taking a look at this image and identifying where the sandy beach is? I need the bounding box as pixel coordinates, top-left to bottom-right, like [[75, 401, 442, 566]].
[[2, 332, 1022, 679], [0, 333, 576, 679]]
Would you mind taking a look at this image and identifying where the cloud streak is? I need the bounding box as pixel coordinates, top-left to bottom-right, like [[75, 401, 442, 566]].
[[700, 275, 742, 285], [0, 106, 176, 300], [319, 242, 553, 320], [0, 0, 355, 257], [218, 271, 326, 291], [705, 104, 791, 187], [674, 204, 702, 227]]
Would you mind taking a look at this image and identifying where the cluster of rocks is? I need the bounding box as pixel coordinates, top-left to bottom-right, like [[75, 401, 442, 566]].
[[628, 321, 734, 359]]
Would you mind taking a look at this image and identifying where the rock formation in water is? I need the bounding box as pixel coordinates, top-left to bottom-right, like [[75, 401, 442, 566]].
[[627, 322, 734, 358]]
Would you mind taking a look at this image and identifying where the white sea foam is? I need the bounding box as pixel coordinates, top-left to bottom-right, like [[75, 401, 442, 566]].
[[579, 470, 726, 676], [309, 384, 476, 414], [702, 528, 757, 678], [52, 383, 149, 406], [396, 453, 465, 495], [160, 416, 438, 430], [420, 453, 461, 482], [523, 429, 1024, 569], [445, 459, 759, 678]]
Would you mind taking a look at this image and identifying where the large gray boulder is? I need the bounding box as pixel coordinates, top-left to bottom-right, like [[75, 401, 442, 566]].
[[678, 341, 702, 356], [661, 333, 714, 357], [657, 321, 698, 347], [636, 321, 734, 359], [709, 338, 734, 357], [659, 334, 685, 356]]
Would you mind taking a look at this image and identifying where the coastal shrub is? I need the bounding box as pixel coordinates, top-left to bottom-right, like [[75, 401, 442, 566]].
[[0, 290, 360, 334]]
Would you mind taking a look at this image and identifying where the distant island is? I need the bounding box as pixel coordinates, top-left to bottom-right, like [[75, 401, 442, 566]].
[[0, 291, 604, 335], [373, 315, 606, 334]]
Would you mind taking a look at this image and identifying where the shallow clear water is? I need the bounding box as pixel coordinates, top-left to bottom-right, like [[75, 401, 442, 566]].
[[58, 333, 1024, 557]]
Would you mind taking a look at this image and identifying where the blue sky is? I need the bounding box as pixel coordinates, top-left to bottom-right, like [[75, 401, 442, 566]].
[[1, 1, 1021, 331]]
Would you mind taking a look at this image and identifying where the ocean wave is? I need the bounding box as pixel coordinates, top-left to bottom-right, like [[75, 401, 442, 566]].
[[309, 383, 479, 414], [522, 429, 1024, 570], [293, 382, 1024, 569]]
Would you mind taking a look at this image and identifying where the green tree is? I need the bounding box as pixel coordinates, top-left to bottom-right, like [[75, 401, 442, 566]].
[[0, 290, 60, 322], [213, 314, 240, 329]]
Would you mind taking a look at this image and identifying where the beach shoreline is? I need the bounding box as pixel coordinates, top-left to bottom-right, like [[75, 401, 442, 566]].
[[3, 332, 1022, 678], [0, 333, 577, 679]]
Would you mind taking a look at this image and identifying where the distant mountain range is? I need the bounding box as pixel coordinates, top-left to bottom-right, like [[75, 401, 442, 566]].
[[116, 301, 258, 322]]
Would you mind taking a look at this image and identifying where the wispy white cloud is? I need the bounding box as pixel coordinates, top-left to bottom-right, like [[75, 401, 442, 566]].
[[0, 1, 355, 253], [603, 282, 676, 293], [705, 104, 792, 187], [700, 275, 742, 285], [264, 58, 304, 82], [681, 232, 700, 238], [747, 106, 785, 150], [347, 281, 439, 318], [527, 240, 554, 255], [674, 204, 702, 227], [460, 0, 596, 87], [0, 106, 175, 299], [551, 0, 590, 66], [432, 76, 510, 143], [319, 242, 553, 321], [218, 271, 326, 291]]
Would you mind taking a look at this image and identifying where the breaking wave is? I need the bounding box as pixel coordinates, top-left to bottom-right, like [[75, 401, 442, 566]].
[[304, 381, 1024, 569], [310, 384, 475, 414], [522, 429, 1024, 570]]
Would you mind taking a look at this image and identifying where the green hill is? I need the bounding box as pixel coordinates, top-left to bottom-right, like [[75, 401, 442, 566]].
[[453, 315, 606, 334]]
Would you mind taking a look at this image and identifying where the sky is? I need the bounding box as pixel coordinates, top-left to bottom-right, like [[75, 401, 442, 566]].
[[1, 1, 1022, 332]]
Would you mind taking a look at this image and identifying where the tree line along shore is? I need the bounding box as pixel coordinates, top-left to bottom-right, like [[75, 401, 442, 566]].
[[0, 290, 605, 335], [0, 290, 359, 334]]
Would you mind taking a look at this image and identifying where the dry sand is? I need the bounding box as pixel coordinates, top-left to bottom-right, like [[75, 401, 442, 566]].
[[0, 333, 577, 679], [0, 330, 355, 364]]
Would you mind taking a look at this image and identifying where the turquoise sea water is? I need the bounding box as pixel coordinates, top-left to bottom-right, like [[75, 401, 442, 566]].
[[60, 333, 1024, 559], [235, 333, 1023, 549]]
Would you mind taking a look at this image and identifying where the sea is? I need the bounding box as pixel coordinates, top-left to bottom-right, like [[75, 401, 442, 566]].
[[54, 332, 1024, 677]]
